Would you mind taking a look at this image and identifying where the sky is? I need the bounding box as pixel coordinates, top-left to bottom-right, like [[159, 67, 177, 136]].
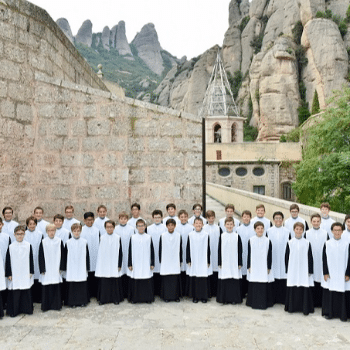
[[28, 0, 233, 59]]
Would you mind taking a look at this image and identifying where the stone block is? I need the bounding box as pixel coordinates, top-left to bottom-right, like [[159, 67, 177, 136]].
[[38, 104, 54, 118], [37, 169, 60, 185], [28, 51, 46, 71], [0, 22, 15, 41], [85, 169, 109, 185], [128, 138, 145, 152], [139, 154, 160, 168], [63, 138, 79, 151], [71, 120, 87, 136], [43, 137, 64, 151], [99, 153, 119, 167], [8, 83, 32, 102], [59, 168, 79, 185], [107, 138, 127, 151], [160, 119, 183, 136], [147, 138, 170, 151], [149, 170, 171, 183], [174, 138, 201, 152], [51, 120, 68, 136], [186, 122, 203, 136], [18, 30, 40, 49], [1, 99, 15, 118], [4, 42, 26, 63], [159, 153, 184, 168], [16, 104, 33, 123], [174, 169, 202, 185], [129, 169, 145, 183], [186, 153, 202, 167], [61, 154, 81, 167], [0, 80, 7, 98], [134, 119, 158, 136], [110, 169, 129, 183], [83, 104, 97, 117], [24, 125, 34, 139], [111, 119, 130, 135], [55, 104, 76, 119], [76, 187, 92, 199], [82, 154, 94, 167], [0, 59, 20, 81], [52, 186, 72, 200], [87, 120, 111, 136], [96, 186, 119, 199], [82, 137, 105, 151]]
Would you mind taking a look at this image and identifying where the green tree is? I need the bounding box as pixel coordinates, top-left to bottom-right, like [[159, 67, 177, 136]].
[[293, 88, 350, 213], [311, 90, 320, 115]]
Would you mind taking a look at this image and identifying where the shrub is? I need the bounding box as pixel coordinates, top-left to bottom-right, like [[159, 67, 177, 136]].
[[239, 16, 250, 32]]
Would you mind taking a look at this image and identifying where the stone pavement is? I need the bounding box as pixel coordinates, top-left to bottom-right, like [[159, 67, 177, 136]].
[[0, 297, 349, 349]]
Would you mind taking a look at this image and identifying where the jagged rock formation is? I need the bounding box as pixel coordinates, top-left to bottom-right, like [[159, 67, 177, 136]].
[[155, 0, 350, 141], [115, 21, 133, 56], [132, 23, 164, 76], [101, 26, 110, 51], [56, 18, 74, 43], [75, 20, 93, 47]]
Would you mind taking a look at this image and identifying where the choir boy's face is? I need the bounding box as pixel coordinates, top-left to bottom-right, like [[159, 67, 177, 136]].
[[105, 223, 114, 235], [256, 208, 265, 218], [0, 221, 3, 231], [321, 207, 330, 217], [153, 214, 162, 224], [207, 216, 215, 225], [294, 226, 303, 238], [136, 222, 145, 234], [255, 225, 264, 237], [97, 207, 107, 219], [54, 218, 63, 229], [179, 214, 188, 224], [242, 214, 251, 225], [290, 209, 299, 219], [311, 217, 321, 229], [4, 209, 13, 221], [119, 216, 128, 225], [34, 209, 43, 221], [273, 215, 283, 227], [194, 220, 203, 232], [15, 230, 25, 242], [225, 208, 234, 218], [167, 207, 176, 216], [47, 228, 56, 239], [84, 217, 94, 227], [346, 219, 350, 230], [131, 207, 140, 219], [72, 228, 81, 239], [332, 226, 343, 240], [65, 208, 74, 219], [225, 221, 234, 232], [167, 223, 176, 233], [27, 220, 36, 232]]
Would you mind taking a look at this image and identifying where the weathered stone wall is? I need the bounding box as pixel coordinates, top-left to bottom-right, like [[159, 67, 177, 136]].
[[1, 74, 202, 222]]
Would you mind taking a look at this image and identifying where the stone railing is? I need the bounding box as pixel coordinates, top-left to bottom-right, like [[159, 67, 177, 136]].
[[207, 182, 345, 223]]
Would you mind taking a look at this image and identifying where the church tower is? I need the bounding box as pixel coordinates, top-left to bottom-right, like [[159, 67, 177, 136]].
[[200, 52, 245, 143]]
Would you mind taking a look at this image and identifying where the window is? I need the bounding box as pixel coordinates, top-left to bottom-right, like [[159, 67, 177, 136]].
[[236, 167, 247, 176], [282, 182, 292, 201], [218, 167, 230, 177], [231, 123, 237, 142], [253, 186, 265, 195], [214, 124, 222, 143], [253, 167, 265, 176], [216, 150, 222, 160]]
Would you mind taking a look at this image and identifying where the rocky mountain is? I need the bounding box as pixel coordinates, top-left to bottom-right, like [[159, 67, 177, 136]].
[[154, 0, 350, 141]]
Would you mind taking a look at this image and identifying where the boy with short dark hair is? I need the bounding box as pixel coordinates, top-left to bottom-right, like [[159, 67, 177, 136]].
[[267, 211, 290, 304], [24, 216, 43, 303], [65, 223, 90, 307], [218, 204, 240, 232], [204, 210, 222, 297], [146, 210, 166, 296], [217, 217, 242, 305], [53, 214, 70, 244], [305, 213, 328, 307], [128, 219, 155, 304], [95, 220, 123, 305], [320, 202, 335, 238], [322, 222, 350, 321], [39, 224, 65, 311], [343, 214, 350, 242], [127, 203, 144, 229], [6, 225, 34, 317], [33, 207, 49, 236], [2, 206, 18, 242], [163, 203, 181, 226], [81, 212, 100, 299], [159, 219, 182, 302], [114, 212, 134, 299], [188, 204, 207, 226], [246, 221, 274, 310], [62, 205, 80, 232], [0, 217, 10, 310], [284, 204, 309, 235], [285, 222, 314, 315], [251, 204, 272, 234], [236, 210, 255, 297], [175, 210, 193, 296], [93, 205, 109, 236]]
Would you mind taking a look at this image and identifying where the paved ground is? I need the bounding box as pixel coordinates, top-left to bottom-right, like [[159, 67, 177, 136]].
[[1, 297, 349, 349], [2, 198, 348, 349]]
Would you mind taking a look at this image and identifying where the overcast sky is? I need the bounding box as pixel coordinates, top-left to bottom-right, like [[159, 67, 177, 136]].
[[28, 0, 233, 59]]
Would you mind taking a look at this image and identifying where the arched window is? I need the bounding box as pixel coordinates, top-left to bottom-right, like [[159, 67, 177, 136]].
[[214, 124, 222, 143], [231, 123, 237, 142]]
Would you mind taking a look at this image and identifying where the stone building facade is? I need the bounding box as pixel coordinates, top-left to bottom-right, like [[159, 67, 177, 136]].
[[0, 0, 202, 223]]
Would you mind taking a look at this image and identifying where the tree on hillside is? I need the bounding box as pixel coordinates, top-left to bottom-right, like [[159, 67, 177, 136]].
[[293, 88, 350, 213], [311, 90, 320, 115]]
